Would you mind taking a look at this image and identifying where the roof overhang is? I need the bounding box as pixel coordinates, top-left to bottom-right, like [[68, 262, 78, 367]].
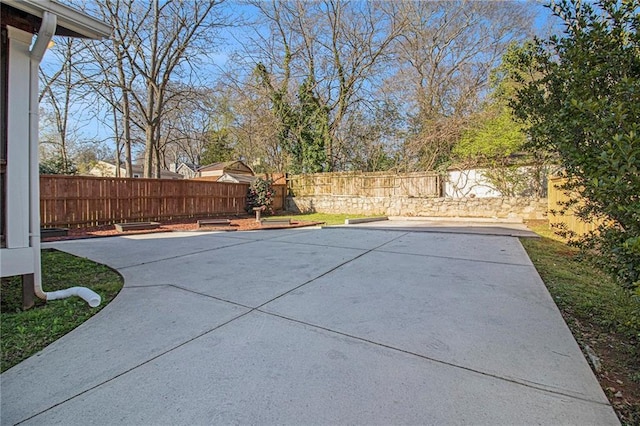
[[1, 0, 111, 39]]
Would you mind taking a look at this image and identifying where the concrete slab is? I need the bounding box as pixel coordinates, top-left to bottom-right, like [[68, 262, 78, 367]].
[[268, 227, 406, 250], [344, 216, 388, 224], [389, 216, 525, 224], [261, 249, 603, 402], [341, 216, 539, 238], [217, 228, 317, 241], [4, 228, 619, 425], [1, 286, 249, 425], [18, 312, 618, 426], [42, 232, 250, 269], [120, 240, 366, 307], [41, 230, 314, 270], [379, 231, 533, 264]]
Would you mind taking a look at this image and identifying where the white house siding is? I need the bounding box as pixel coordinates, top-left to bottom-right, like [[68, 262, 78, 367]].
[[1, 26, 35, 276], [445, 168, 503, 198], [175, 163, 198, 179], [445, 166, 549, 199], [1, 0, 111, 282]]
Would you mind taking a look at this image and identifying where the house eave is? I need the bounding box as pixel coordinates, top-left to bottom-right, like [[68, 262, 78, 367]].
[[1, 0, 111, 39]]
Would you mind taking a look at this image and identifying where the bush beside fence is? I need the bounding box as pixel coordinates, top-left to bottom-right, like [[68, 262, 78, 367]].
[[547, 176, 603, 236]]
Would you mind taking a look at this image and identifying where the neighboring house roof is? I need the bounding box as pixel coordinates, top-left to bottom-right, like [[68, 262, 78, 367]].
[[175, 162, 199, 177], [129, 165, 183, 180], [216, 173, 257, 184], [198, 161, 230, 172], [198, 160, 254, 175], [177, 162, 198, 172]]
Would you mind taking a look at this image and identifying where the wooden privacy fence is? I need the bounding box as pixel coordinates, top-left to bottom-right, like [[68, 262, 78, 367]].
[[40, 175, 249, 228], [270, 183, 286, 212], [547, 176, 603, 236], [288, 171, 441, 197]]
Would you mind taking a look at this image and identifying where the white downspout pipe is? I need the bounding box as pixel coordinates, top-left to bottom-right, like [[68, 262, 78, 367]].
[[29, 12, 101, 308]]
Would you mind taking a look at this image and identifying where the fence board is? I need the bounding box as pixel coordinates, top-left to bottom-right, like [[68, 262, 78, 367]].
[[547, 176, 603, 236], [40, 175, 249, 228], [287, 171, 441, 198]]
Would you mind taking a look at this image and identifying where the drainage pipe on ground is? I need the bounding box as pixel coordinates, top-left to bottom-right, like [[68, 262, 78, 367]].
[[29, 12, 101, 308]]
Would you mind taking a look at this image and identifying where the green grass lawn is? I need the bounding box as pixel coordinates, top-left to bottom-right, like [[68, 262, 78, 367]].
[[521, 222, 639, 424], [1, 249, 123, 373], [274, 212, 383, 225]]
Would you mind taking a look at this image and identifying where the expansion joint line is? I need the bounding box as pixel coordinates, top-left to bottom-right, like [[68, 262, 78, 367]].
[[17, 233, 408, 424], [256, 310, 612, 408], [254, 232, 410, 310], [15, 309, 255, 425], [375, 248, 533, 267]]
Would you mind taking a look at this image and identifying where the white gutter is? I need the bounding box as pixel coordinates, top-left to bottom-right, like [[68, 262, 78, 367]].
[[2, 0, 112, 40], [29, 12, 101, 308]]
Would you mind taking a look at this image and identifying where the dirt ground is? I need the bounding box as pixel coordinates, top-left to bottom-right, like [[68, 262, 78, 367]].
[[565, 314, 640, 424], [41, 216, 324, 242]]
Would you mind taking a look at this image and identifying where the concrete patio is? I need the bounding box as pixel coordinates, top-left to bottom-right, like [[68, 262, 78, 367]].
[[1, 226, 619, 425]]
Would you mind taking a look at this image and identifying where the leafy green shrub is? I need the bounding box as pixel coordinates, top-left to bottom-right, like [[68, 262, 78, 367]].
[[512, 0, 640, 291], [246, 177, 275, 215], [577, 228, 640, 294]]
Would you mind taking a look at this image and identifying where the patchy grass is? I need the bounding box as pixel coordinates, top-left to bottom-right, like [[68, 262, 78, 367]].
[[1, 249, 123, 373], [522, 222, 639, 425], [274, 212, 382, 226]]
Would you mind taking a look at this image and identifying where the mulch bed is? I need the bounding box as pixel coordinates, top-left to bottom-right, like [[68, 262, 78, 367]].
[[42, 216, 324, 242]]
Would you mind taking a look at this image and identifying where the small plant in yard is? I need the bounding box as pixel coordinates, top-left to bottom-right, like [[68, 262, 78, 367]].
[[246, 177, 275, 215], [1, 249, 123, 372]]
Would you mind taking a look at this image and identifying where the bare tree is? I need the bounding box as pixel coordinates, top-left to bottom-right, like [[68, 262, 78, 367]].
[[127, 1, 230, 177], [53, 0, 544, 176], [77, 0, 231, 177], [229, 75, 287, 172], [391, 1, 537, 171], [158, 86, 222, 169], [39, 38, 76, 173], [39, 37, 98, 174], [236, 0, 403, 171], [74, 0, 147, 177]]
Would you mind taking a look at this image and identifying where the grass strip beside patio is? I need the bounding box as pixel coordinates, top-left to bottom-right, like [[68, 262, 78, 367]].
[[273, 212, 381, 225], [1, 249, 123, 373], [521, 223, 639, 424]]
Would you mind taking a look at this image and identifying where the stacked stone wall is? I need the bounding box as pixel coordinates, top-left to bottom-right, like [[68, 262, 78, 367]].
[[286, 196, 547, 220]]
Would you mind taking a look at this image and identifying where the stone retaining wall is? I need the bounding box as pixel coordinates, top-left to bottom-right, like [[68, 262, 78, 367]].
[[286, 196, 547, 220]]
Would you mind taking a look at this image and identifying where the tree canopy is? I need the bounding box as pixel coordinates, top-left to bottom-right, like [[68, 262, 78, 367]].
[[40, 0, 541, 175]]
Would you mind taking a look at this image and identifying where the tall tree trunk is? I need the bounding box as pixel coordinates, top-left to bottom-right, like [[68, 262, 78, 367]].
[[154, 140, 161, 178], [122, 95, 133, 178], [113, 107, 121, 177], [116, 52, 133, 178]]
